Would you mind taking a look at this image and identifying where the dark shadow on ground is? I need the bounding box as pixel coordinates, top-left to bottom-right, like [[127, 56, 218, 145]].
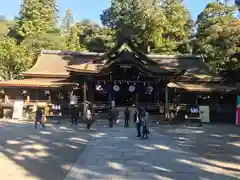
[[0, 121, 95, 180]]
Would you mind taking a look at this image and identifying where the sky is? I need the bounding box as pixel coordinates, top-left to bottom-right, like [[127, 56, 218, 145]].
[[0, 0, 214, 24]]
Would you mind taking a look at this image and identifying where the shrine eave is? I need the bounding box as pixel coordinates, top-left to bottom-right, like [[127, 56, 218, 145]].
[[0, 78, 76, 89], [167, 81, 238, 93], [22, 72, 70, 78]]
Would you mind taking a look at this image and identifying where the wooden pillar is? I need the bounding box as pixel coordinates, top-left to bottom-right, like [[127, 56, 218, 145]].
[[4, 95, 8, 103], [109, 72, 112, 103], [164, 85, 169, 120], [83, 76, 87, 118], [36, 88, 39, 103]]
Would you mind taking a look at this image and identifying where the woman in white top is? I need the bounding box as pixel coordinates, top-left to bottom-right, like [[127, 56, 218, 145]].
[[86, 108, 92, 129]]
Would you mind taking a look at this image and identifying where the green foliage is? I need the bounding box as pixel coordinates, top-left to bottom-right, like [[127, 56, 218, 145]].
[[0, 38, 33, 80], [65, 25, 87, 51], [0, 0, 239, 80], [154, 0, 193, 53], [15, 0, 58, 39], [75, 20, 115, 52], [100, 0, 193, 53], [195, 1, 240, 72], [22, 32, 67, 54]]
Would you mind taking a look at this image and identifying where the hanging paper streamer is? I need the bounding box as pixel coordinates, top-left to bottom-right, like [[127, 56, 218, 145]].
[[129, 85, 136, 92], [145, 86, 154, 95], [113, 85, 120, 92]]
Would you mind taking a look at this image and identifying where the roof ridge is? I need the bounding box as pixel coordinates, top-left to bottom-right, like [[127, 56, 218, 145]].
[[40, 50, 202, 59], [40, 49, 103, 56], [147, 54, 202, 58]]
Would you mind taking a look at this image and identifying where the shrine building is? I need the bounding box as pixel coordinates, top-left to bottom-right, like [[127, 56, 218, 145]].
[[0, 38, 238, 123]]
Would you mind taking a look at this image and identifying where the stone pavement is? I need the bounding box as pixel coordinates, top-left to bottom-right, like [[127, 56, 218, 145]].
[[64, 122, 236, 180]]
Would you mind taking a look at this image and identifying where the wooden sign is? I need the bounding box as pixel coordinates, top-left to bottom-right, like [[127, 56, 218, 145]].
[[120, 64, 131, 68]]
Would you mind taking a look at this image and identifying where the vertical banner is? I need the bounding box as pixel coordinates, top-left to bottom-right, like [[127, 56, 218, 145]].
[[236, 95, 240, 126], [12, 100, 24, 120]]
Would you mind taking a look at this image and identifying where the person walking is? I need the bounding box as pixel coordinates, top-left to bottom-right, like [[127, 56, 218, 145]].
[[35, 106, 45, 129], [124, 107, 130, 127], [86, 108, 92, 130], [134, 108, 142, 137]]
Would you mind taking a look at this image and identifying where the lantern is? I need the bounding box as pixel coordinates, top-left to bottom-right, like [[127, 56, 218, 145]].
[[129, 85, 136, 92], [113, 85, 120, 92]]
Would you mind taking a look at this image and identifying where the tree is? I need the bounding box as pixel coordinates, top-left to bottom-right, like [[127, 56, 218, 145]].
[[100, 0, 192, 54], [154, 0, 193, 53], [75, 20, 115, 52], [0, 38, 33, 80], [85, 27, 115, 52], [62, 8, 74, 34], [65, 25, 87, 51], [101, 0, 166, 52], [195, 1, 239, 72], [22, 32, 67, 58], [14, 0, 59, 39]]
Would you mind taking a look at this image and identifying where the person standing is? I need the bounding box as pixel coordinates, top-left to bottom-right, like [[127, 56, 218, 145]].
[[142, 110, 149, 139], [35, 107, 45, 129], [70, 105, 78, 125], [124, 107, 130, 127], [134, 108, 142, 137], [108, 108, 114, 128]]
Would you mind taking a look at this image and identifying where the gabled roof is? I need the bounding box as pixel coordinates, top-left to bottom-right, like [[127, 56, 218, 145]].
[[93, 37, 159, 65], [22, 50, 102, 78], [22, 39, 213, 81]]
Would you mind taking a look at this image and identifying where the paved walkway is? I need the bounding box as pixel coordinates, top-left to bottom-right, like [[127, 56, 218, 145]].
[[65, 123, 236, 180]]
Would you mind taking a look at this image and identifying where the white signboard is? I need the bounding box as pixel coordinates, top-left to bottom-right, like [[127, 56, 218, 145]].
[[12, 100, 24, 120], [199, 106, 210, 123]]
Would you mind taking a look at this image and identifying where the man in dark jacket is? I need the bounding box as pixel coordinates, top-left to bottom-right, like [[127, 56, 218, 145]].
[[70, 105, 78, 125], [134, 108, 142, 137], [35, 107, 45, 129], [124, 107, 130, 127]]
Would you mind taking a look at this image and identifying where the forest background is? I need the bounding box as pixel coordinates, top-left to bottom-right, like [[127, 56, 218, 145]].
[[0, 0, 239, 80]]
